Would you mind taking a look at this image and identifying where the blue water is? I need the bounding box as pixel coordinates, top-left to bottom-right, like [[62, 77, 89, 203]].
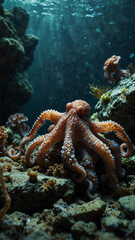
[[3, 0, 135, 125]]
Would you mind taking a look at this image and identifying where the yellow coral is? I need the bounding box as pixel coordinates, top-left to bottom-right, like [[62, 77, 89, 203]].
[[46, 163, 68, 178], [126, 63, 135, 76], [27, 168, 38, 182], [100, 91, 112, 104], [88, 81, 109, 99], [120, 87, 128, 101], [43, 179, 56, 192]]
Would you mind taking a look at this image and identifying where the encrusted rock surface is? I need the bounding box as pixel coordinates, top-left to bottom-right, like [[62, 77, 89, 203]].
[[95, 73, 135, 142], [118, 195, 135, 219], [0, 3, 38, 123], [0, 166, 75, 213], [65, 199, 106, 222], [101, 215, 129, 235], [71, 221, 97, 239], [0, 130, 135, 240]]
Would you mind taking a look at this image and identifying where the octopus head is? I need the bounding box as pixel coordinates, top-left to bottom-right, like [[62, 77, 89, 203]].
[[66, 100, 90, 117]]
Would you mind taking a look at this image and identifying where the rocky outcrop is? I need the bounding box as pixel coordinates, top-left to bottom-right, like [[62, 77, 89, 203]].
[[0, 166, 75, 213], [94, 73, 135, 142], [0, 1, 38, 123]]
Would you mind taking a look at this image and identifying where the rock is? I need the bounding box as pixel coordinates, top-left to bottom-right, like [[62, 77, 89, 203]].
[[95, 74, 135, 142], [53, 198, 68, 214], [0, 16, 13, 38], [21, 34, 38, 69], [52, 211, 75, 230], [66, 199, 106, 222], [0, 72, 32, 120], [0, 0, 4, 4], [101, 215, 129, 235], [0, 5, 38, 123], [118, 195, 135, 219], [96, 232, 120, 240], [0, 5, 4, 16], [0, 37, 25, 69], [71, 221, 97, 240], [23, 230, 51, 240], [12, 7, 29, 36], [0, 170, 75, 213], [0, 211, 27, 231], [126, 220, 135, 238]]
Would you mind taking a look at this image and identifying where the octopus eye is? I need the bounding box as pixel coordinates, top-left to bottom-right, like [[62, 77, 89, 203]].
[[77, 108, 83, 114]]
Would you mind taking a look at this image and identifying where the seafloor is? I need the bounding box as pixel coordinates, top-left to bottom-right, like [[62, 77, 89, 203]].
[[0, 127, 135, 240]]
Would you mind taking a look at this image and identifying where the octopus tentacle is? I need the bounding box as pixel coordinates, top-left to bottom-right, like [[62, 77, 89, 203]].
[[85, 179, 100, 200], [78, 119, 123, 195], [93, 133, 126, 178], [77, 145, 98, 199], [61, 117, 86, 183], [7, 148, 22, 160], [37, 117, 67, 169], [89, 120, 132, 157], [25, 135, 46, 167], [20, 110, 63, 151], [7, 110, 63, 160]]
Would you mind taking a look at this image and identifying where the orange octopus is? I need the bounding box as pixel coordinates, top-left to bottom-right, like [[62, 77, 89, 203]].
[[104, 55, 130, 84], [8, 100, 132, 199]]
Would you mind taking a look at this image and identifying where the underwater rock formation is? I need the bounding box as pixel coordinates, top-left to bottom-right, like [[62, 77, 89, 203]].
[[0, 165, 75, 213], [0, 2, 38, 123], [95, 73, 135, 143]]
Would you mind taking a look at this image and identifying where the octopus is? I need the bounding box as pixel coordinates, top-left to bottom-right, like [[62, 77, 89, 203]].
[[8, 100, 132, 199], [104, 55, 130, 84]]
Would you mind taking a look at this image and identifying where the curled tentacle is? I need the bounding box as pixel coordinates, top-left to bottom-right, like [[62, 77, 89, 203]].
[[89, 120, 132, 157], [85, 179, 100, 200], [71, 164, 87, 183], [7, 110, 63, 160], [120, 143, 130, 157], [20, 110, 63, 152], [7, 148, 22, 160], [25, 135, 46, 166]]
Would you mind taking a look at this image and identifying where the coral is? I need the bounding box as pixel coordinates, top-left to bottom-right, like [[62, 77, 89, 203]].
[[46, 163, 68, 178], [6, 113, 29, 138], [27, 168, 38, 182], [100, 91, 112, 104], [126, 63, 135, 76], [119, 87, 129, 101], [43, 179, 57, 193], [0, 126, 8, 154], [8, 100, 132, 199], [88, 81, 109, 99], [104, 55, 130, 84], [122, 155, 135, 170]]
